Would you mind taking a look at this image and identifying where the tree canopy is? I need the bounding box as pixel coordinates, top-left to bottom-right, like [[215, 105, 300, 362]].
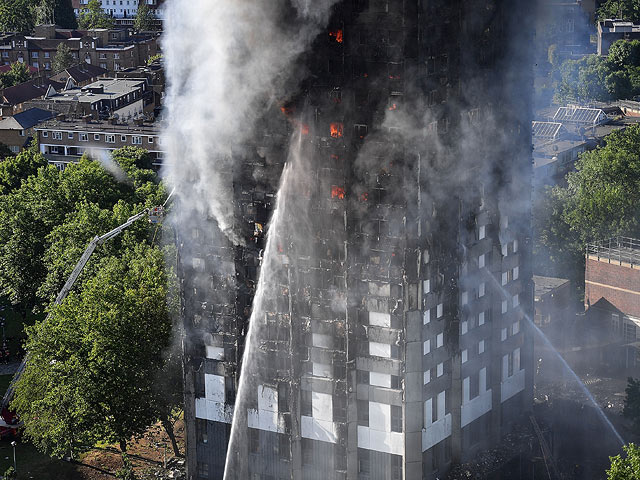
[[0, 148, 163, 315], [554, 40, 640, 104], [77, 0, 114, 29], [624, 377, 640, 433], [53, 0, 77, 29], [607, 443, 640, 480], [0, 146, 180, 465], [12, 244, 176, 458], [134, 1, 155, 31], [0, 0, 35, 33], [0, 62, 30, 89], [536, 124, 640, 284], [52, 42, 74, 75], [598, 0, 640, 24]]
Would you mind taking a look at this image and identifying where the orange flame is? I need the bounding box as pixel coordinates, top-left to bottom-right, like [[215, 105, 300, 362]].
[[360, 192, 369, 202], [301, 124, 310, 135], [330, 154, 340, 161], [331, 186, 345, 199], [330, 123, 343, 138], [329, 29, 343, 43], [388, 103, 398, 111], [280, 105, 295, 116]]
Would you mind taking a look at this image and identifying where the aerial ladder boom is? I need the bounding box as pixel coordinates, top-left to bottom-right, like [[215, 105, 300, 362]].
[[0, 205, 166, 416]]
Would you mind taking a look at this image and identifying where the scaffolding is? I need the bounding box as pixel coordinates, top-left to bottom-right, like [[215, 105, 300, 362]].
[[586, 236, 640, 268]]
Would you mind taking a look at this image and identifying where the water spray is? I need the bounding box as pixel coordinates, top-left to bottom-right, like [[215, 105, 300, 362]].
[[486, 272, 626, 447]]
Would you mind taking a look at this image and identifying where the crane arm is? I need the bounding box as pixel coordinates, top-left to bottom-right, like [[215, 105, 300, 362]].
[[1, 207, 154, 412]]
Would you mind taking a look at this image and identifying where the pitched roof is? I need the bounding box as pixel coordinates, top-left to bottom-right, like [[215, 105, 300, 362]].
[[532, 121, 565, 139], [1, 78, 65, 105], [0, 64, 38, 75], [0, 107, 54, 130], [55, 63, 108, 84], [553, 106, 608, 125]]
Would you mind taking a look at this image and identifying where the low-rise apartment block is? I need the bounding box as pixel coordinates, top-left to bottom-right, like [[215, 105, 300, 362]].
[[585, 237, 640, 368], [0, 25, 158, 76], [36, 118, 161, 169], [0, 107, 54, 153], [26, 77, 153, 121]]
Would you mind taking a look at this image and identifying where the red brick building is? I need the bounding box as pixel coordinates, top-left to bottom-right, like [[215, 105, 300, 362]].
[[585, 237, 640, 368]]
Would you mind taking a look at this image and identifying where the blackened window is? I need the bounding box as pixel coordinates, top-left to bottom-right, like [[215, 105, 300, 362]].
[[194, 372, 205, 397], [225, 377, 236, 404], [333, 395, 347, 422], [354, 0, 369, 13], [391, 406, 402, 432], [196, 419, 208, 444], [197, 462, 209, 478], [278, 383, 289, 412], [390, 345, 400, 359], [278, 434, 290, 460], [391, 375, 401, 389], [249, 429, 259, 453], [358, 449, 370, 474], [302, 439, 313, 465], [301, 389, 312, 416], [358, 400, 369, 426], [357, 369, 369, 385], [391, 455, 402, 480]]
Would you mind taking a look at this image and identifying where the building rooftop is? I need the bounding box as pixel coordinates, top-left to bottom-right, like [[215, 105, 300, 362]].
[[532, 121, 565, 139], [553, 106, 608, 126], [52, 63, 108, 84], [587, 237, 640, 267], [599, 19, 640, 33], [44, 78, 146, 104], [533, 275, 570, 300], [1, 78, 64, 105], [0, 107, 54, 130], [35, 118, 159, 135]]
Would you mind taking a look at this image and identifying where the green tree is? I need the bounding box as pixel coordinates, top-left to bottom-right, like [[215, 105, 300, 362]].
[[608, 39, 640, 69], [624, 377, 640, 432], [0, 150, 160, 316], [0, 0, 35, 33], [54, 0, 77, 29], [134, 1, 154, 31], [0, 62, 31, 89], [606, 69, 634, 99], [77, 0, 114, 29], [555, 55, 611, 104], [607, 443, 640, 480], [52, 43, 74, 74], [598, 0, 640, 24], [538, 125, 640, 285], [12, 244, 175, 461], [0, 148, 47, 194]]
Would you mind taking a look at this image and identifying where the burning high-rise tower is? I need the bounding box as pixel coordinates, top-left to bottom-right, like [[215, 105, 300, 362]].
[[164, 1, 534, 479]]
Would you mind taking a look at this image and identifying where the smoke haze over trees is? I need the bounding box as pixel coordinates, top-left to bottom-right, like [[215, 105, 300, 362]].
[[555, 40, 640, 103]]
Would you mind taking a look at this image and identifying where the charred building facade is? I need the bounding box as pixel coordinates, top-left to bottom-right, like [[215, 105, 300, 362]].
[[177, 1, 534, 479]]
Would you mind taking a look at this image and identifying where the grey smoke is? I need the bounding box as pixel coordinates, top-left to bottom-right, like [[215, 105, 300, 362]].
[[161, 0, 338, 244]]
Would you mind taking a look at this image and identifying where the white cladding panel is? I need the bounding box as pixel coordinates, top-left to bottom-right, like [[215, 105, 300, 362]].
[[501, 368, 526, 402], [204, 374, 225, 403]]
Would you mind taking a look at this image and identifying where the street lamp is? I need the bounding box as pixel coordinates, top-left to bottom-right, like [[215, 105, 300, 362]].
[[10, 440, 16, 471]]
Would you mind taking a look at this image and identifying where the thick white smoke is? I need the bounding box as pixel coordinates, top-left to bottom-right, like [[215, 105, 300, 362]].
[[161, 0, 338, 243]]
